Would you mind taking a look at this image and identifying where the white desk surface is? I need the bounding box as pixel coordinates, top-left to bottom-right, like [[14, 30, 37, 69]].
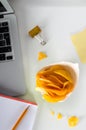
[[9, 0, 86, 129]]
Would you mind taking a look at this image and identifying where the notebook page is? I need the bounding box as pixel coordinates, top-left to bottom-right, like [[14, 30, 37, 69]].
[[0, 96, 38, 130]]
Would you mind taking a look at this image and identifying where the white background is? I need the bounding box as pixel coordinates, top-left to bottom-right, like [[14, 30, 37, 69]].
[[9, 0, 86, 129]]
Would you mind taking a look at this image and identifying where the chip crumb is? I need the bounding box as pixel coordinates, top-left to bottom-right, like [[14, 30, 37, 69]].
[[57, 113, 63, 119], [38, 52, 47, 61], [68, 116, 79, 127], [50, 110, 55, 115]]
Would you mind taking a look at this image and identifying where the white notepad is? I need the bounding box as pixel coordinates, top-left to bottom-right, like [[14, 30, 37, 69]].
[[0, 94, 38, 130]]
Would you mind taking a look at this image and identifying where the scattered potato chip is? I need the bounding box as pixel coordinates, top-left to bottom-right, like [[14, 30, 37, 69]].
[[50, 110, 55, 115], [38, 52, 47, 61], [57, 113, 63, 119], [49, 109, 80, 127], [68, 116, 79, 127]]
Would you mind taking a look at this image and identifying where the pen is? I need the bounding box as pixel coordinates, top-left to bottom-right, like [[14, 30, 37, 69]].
[[12, 105, 30, 130]]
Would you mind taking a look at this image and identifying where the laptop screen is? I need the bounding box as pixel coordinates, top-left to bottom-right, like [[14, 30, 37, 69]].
[[0, 1, 7, 12]]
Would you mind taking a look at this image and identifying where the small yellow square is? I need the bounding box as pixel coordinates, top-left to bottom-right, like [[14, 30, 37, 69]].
[[71, 29, 86, 63]]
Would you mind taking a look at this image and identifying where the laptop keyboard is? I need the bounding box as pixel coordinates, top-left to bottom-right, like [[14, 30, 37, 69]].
[[0, 21, 14, 62]]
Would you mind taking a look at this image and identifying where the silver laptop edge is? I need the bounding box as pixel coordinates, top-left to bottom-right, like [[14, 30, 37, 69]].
[[0, 0, 26, 96], [0, 0, 13, 15]]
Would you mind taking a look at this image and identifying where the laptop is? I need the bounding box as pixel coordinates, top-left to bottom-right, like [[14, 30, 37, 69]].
[[0, 0, 26, 96]]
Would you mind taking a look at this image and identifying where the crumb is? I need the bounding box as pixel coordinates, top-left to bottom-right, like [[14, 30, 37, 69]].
[[50, 110, 55, 115], [38, 52, 47, 61], [68, 116, 79, 127], [57, 113, 63, 119]]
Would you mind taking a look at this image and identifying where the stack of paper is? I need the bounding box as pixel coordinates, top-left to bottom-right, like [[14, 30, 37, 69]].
[[0, 94, 38, 130]]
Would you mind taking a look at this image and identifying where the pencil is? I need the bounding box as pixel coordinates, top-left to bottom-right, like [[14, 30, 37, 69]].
[[12, 105, 30, 130]]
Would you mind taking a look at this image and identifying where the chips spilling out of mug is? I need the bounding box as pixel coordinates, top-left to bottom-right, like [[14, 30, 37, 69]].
[[36, 63, 78, 103]]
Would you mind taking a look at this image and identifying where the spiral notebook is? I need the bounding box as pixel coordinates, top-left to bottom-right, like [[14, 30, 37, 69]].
[[0, 94, 38, 130]]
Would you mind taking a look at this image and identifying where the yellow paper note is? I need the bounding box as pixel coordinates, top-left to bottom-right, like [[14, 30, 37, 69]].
[[71, 29, 86, 63]]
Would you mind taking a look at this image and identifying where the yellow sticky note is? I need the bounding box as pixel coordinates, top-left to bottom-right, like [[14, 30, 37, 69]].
[[71, 29, 86, 63]]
